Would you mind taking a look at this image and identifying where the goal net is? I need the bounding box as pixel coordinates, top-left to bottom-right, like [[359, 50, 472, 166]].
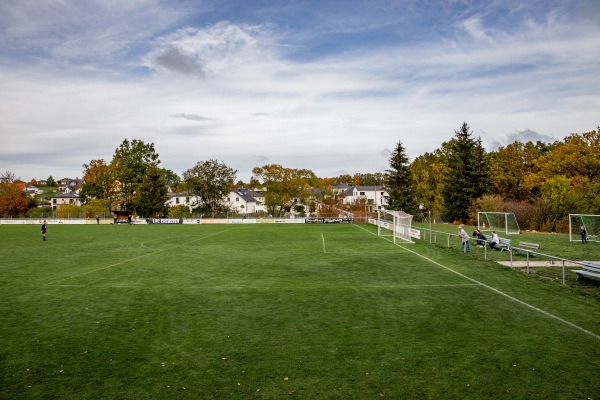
[[569, 214, 600, 243], [377, 209, 414, 243], [477, 212, 520, 235]]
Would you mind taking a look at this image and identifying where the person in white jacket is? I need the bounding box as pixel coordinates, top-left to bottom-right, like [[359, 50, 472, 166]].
[[489, 231, 500, 250]]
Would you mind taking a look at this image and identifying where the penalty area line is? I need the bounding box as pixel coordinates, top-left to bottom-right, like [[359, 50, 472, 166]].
[[354, 224, 600, 341]]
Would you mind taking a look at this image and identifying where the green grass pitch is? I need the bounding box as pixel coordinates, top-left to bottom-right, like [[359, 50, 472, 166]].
[[1, 223, 599, 399]]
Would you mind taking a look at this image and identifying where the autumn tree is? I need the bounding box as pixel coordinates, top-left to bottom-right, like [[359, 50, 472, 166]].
[[411, 150, 447, 221], [354, 172, 385, 186], [0, 183, 30, 217], [110, 139, 162, 213], [182, 160, 237, 218], [385, 140, 417, 213], [442, 122, 488, 223], [83, 199, 112, 217], [487, 141, 543, 201], [56, 204, 81, 219], [534, 175, 578, 231], [79, 159, 113, 204], [162, 168, 181, 192], [169, 205, 193, 218], [252, 164, 317, 217]]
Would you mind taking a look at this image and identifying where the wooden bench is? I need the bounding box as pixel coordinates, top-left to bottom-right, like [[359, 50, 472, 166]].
[[572, 261, 600, 281], [513, 241, 540, 255]]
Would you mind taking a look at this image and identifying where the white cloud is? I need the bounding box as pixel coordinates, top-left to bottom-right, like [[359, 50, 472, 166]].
[[0, 1, 599, 182]]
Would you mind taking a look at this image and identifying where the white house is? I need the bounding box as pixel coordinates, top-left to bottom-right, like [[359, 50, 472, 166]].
[[51, 192, 82, 210], [340, 185, 388, 209], [165, 193, 201, 211], [226, 188, 262, 215]]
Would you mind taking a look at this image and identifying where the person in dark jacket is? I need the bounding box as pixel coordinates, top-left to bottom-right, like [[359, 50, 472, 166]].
[[41, 220, 47, 241], [473, 229, 486, 247], [580, 225, 588, 244]]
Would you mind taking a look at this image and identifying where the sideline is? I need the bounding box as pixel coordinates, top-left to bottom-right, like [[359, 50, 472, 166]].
[[47, 230, 231, 285], [354, 224, 600, 341]]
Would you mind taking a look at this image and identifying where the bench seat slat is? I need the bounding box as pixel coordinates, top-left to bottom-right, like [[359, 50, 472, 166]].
[[573, 269, 600, 281]]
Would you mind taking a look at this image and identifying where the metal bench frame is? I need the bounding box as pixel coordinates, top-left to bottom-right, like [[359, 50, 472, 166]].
[[572, 261, 600, 281]]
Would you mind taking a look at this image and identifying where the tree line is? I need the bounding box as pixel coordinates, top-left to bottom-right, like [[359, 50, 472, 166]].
[[1, 124, 599, 231], [396, 123, 600, 232]]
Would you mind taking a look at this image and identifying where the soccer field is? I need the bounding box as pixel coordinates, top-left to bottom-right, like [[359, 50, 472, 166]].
[[1, 223, 599, 399]]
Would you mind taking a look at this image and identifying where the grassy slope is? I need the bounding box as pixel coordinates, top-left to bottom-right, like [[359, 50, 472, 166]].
[[413, 221, 600, 298], [0, 224, 599, 399]]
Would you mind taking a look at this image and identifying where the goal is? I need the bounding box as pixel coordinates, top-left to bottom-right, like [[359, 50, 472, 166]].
[[477, 212, 520, 235], [569, 214, 600, 243], [377, 209, 414, 243]]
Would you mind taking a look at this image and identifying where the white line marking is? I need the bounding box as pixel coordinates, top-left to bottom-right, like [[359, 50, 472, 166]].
[[321, 233, 326, 254], [48, 230, 231, 285], [354, 224, 600, 340]]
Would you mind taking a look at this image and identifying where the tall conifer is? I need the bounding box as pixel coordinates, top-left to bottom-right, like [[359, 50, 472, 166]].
[[385, 140, 417, 213]]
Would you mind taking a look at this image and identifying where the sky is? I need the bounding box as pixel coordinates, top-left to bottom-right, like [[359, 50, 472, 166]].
[[1, 0, 599, 183]]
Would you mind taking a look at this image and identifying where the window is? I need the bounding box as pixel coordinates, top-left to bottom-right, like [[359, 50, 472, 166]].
[[360, 191, 365, 196]]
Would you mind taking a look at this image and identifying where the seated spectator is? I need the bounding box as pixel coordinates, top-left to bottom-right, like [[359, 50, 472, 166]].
[[473, 229, 486, 247], [489, 231, 500, 250]]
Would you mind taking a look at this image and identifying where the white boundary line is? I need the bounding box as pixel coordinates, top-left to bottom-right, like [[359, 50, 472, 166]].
[[321, 233, 326, 254], [47, 230, 231, 285], [354, 224, 600, 340]]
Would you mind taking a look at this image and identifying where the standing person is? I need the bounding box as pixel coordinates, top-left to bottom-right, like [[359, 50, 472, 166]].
[[458, 224, 470, 253], [580, 225, 588, 244], [96, 215, 100, 224], [41, 220, 47, 241], [489, 230, 499, 250]]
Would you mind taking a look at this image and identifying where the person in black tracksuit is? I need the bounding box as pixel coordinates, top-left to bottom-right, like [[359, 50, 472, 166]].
[[580, 225, 588, 244], [41, 220, 47, 241]]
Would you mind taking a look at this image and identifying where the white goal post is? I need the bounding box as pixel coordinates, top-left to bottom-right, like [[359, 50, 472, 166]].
[[569, 214, 600, 243], [377, 209, 415, 244], [477, 212, 520, 235]]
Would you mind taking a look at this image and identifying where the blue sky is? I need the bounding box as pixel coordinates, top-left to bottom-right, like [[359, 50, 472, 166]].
[[1, 0, 599, 182]]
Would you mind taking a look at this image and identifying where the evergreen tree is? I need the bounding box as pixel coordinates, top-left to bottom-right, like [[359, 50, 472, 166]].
[[136, 165, 169, 217], [442, 122, 488, 223], [385, 140, 417, 213]]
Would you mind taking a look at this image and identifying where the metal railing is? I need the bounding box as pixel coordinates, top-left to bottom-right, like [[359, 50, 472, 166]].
[[418, 226, 585, 284]]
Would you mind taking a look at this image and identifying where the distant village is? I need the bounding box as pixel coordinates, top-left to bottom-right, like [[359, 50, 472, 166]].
[[0, 176, 389, 219]]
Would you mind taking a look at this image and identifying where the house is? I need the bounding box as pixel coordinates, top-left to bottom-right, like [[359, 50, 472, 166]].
[[226, 188, 262, 215], [24, 184, 43, 197], [339, 185, 388, 210], [165, 193, 201, 210], [58, 178, 83, 192], [51, 192, 82, 210]]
